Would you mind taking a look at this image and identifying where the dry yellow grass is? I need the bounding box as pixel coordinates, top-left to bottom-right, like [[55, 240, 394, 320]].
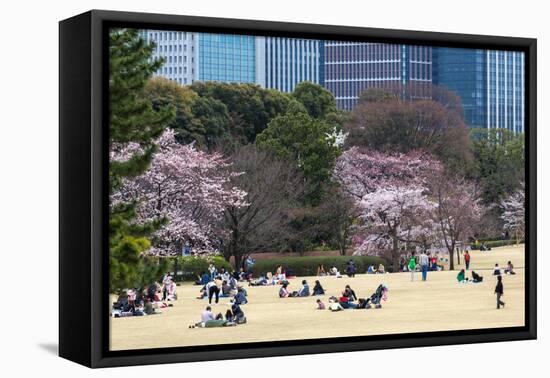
[[110, 245, 525, 351]]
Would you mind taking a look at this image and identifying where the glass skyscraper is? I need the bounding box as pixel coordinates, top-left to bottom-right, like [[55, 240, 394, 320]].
[[197, 33, 258, 83], [323, 42, 432, 110], [433, 48, 524, 133]]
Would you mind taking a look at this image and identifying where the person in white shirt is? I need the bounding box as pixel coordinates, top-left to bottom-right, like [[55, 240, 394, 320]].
[[201, 306, 215, 323], [162, 272, 172, 301], [420, 251, 430, 281]]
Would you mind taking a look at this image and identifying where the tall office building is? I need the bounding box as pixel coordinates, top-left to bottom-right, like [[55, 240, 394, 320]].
[[433, 48, 524, 133], [197, 33, 261, 84], [140, 30, 198, 85], [259, 37, 323, 92], [323, 42, 432, 110]]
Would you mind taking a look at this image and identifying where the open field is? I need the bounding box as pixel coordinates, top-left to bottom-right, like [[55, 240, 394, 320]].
[[110, 245, 525, 351]]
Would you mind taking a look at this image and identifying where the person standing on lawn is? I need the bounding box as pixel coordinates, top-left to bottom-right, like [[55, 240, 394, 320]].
[[464, 250, 471, 270], [408, 253, 417, 282], [419, 251, 429, 281], [495, 275, 505, 309]]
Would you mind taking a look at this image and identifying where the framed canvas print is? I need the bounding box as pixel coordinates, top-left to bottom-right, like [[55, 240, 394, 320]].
[[59, 10, 536, 368]]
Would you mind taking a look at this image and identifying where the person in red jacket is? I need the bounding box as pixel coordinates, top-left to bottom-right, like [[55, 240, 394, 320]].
[[464, 250, 471, 270]]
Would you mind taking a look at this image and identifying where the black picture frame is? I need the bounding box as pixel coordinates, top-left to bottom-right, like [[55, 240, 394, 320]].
[[59, 9, 537, 368]]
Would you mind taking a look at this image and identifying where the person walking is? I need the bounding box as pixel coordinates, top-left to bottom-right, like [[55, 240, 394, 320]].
[[408, 253, 417, 282], [464, 250, 471, 270], [495, 275, 505, 309], [419, 251, 429, 281]]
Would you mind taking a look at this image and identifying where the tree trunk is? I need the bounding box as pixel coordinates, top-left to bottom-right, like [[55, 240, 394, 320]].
[[234, 254, 243, 271], [391, 234, 400, 273], [449, 242, 455, 270], [456, 248, 461, 266]]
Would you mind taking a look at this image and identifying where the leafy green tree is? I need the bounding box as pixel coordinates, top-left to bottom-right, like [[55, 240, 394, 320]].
[[109, 29, 174, 293], [468, 128, 525, 205], [143, 77, 206, 146], [191, 96, 232, 149], [292, 81, 337, 119], [191, 82, 294, 143], [256, 111, 341, 205]]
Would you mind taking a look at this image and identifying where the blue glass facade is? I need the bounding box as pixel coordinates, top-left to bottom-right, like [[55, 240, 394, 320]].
[[433, 48, 524, 132], [198, 33, 256, 83]]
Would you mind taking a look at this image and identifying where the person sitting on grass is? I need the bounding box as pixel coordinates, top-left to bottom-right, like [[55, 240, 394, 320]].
[[367, 265, 375, 274], [275, 265, 285, 282], [298, 280, 310, 297], [328, 296, 344, 311], [232, 287, 248, 305], [225, 309, 234, 324], [165, 280, 177, 301], [329, 266, 342, 278], [316, 299, 326, 310], [279, 282, 291, 298], [338, 296, 357, 309], [221, 280, 232, 298], [195, 272, 210, 286], [312, 280, 325, 295], [493, 263, 502, 276], [457, 269, 468, 283], [199, 306, 215, 325], [342, 285, 358, 302], [471, 270, 484, 283], [317, 264, 327, 276], [249, 274, 269, 286], [231, 303, 247, 324], [377, 264, 386, 274], [505, 261, 516, 275], [355, 298, 370, 309], [196, 285, 208, 299]]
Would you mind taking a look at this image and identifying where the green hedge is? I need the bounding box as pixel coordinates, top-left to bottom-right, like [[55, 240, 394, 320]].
[[250, 255, 387, 277], [167, 255, 232, 282], [471, 239, 523, 250]]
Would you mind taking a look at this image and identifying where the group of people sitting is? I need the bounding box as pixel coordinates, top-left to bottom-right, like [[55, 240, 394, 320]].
[[494, 261, 516, 275], [366, 264, 386, 274], [112, 272, 177, 318], [278, 280, 326, 297], [249, 266, 292, 286], [191, 303, 246, 328], [195, 266, 250, 287], [457, 269, 484, 283], [316, 261, 366, 278], [315, 284, 389, 311], [196, 274, 249, 305]]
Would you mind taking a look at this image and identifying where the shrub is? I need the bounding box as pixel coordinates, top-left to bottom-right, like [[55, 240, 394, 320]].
[[167, 255, 232, 281], [250, 255, 387, 277], [470, 239, 524, 250]]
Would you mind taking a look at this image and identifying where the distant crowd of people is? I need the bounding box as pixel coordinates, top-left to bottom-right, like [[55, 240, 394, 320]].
[[111, 272, 177, 318]]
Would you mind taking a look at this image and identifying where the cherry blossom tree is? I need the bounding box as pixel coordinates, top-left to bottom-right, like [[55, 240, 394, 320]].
[[333, 147, 441, 200], [432, 176, 483, 269], [112, 129, 247, 256], [334, 147, 443, 268], [501, 183, 525, 245], [354, 187, 438, 268]]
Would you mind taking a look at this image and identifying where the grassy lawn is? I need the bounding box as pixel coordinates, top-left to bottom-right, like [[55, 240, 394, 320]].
[[110, 245, 525, 351]]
